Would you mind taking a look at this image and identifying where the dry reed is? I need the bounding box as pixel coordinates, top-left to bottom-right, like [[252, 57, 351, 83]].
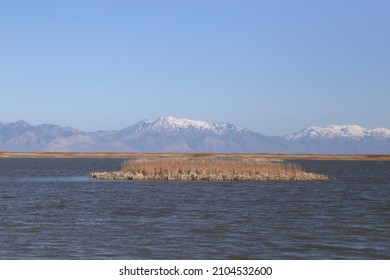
[[89, 159, 328, 181]]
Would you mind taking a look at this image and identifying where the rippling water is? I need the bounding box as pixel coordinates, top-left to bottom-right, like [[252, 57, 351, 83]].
[[0, 158, 389, 259]]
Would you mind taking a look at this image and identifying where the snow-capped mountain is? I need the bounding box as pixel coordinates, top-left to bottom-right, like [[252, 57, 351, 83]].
[[284, 124, 390, 154], [114, 117, 273, 153], [286, 125, 390, 140], [123, 116, 246, 135], [0, 117, 389, 153]]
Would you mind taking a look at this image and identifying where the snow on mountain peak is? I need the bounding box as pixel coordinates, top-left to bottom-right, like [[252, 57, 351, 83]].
[[155, 116, 214, 130], [134, 116, 244, 135], [11, 120, 32, 128], [286, 124, 390, 140]]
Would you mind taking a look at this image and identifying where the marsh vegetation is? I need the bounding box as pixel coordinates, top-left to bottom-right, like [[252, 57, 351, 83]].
[[89, 158, 328, 181]]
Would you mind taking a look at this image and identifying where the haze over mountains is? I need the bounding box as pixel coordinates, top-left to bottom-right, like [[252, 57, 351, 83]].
[[1, 117, 389, 154]]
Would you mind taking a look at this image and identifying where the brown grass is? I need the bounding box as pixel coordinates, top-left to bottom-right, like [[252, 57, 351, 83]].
[[89, 159, 328, 181], [1, 152, 389, 161]]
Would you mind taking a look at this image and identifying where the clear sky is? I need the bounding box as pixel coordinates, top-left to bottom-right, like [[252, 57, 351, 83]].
[[1, 0, 389, 135]]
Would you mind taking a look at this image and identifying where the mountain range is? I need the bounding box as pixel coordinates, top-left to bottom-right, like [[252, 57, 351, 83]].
[[1, 117, 389, 153]]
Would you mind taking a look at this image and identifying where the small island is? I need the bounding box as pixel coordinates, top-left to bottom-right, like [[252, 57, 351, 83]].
[[89, 158, 328, 181]]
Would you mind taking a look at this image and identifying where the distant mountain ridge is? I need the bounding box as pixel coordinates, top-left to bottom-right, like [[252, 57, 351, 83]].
[[286, 124, 390, 140], [283, 124, 390, 154], [0, 117, 389, 153]]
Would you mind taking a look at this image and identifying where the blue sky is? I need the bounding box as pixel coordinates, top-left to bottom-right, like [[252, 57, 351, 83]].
[[1, 0, 389, 135]]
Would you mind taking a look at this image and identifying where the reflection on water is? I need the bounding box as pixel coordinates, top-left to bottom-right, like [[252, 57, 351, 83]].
[[0, 158, 389, 259]]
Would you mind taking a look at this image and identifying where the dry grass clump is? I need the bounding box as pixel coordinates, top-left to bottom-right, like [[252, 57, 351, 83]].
[[90, 159, 328, 181]]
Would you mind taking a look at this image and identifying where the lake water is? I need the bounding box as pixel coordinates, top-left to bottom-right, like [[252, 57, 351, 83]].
[[0, 158, 389, 259]]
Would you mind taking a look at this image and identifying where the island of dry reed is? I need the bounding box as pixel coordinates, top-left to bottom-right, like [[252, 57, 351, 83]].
[[89, 159, 328, 181]]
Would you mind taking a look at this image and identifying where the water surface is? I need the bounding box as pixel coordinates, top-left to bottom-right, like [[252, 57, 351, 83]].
[[0, 158, 389, 259]]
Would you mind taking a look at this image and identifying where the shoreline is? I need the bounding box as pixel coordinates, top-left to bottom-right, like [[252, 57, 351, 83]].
[[0, 152, 389, 160]]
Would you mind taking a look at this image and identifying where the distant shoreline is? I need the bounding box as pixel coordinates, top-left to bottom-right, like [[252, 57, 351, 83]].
[[0, 152, 389, 160]]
